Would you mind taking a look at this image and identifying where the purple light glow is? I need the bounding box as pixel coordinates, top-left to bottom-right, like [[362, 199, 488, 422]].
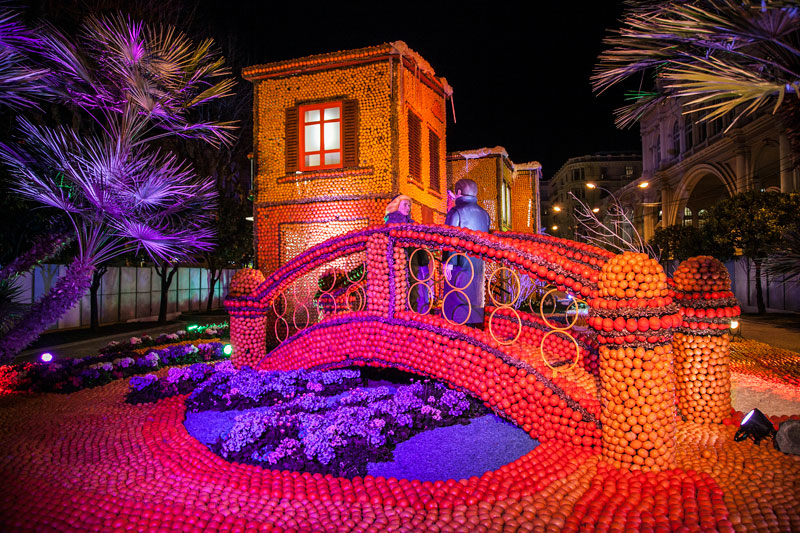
[[40, 352, 53, 362]]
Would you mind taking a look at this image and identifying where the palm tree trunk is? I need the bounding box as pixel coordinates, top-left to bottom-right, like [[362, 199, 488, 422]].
[[0, 257, 94, 363], [754, 258, 766, 315], [155, 262, 178, 324], [206, 270, 221, 311], [89, 264, 108, 331]]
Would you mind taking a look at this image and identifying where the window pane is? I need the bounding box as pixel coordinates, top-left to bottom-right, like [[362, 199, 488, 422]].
[[324, 122, 340, 150], [305, 154, 320, 167], [324, 152, 340, 165], [323, 106, 340, 120], [304, 124, 320, 152], [304, 109, 320, 123]]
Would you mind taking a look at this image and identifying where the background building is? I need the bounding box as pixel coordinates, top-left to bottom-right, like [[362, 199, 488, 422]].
[[638, 99, 799, 238], [244, 41, 451, 273], [446, 147, 541, 233], [543, 152, 642, 240]]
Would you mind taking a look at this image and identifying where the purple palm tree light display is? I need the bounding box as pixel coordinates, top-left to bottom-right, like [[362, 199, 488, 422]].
[[0, 12, 236, 361]]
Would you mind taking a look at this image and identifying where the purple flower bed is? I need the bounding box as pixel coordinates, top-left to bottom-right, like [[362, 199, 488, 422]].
[[182, 366, 492, 479], [99, 324, 229, 355], [4, 341, 226, 394]]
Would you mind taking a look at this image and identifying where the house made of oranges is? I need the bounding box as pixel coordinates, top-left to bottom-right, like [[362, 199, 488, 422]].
[[244, 41, 541, 273]]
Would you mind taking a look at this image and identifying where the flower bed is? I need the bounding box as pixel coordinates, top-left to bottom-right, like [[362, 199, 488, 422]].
[[0, 340, 227, 395], [131, 363, 493, 479], [99, 323, 228, 355]]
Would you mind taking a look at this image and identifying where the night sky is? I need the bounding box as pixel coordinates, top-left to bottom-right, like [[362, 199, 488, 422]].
[[205, 0, 642, 179]]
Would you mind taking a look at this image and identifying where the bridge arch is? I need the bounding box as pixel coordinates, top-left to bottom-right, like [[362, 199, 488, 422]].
[[227, 225, 681, 471]]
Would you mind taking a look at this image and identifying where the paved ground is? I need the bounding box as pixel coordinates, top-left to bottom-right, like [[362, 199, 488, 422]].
[[738, 313, 800, 352]]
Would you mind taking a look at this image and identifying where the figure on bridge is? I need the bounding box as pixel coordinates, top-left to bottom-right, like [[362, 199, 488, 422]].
[[444, 179, 491, 327], [384, 195, 414, 224]]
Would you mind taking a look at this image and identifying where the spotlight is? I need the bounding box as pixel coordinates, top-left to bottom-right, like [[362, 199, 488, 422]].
[[187, 324, 199, 331], [551, 225, 558, 231], [223, 344, 233, 356], [730, 320, 739, 330], [586, 183, 596, 189], [775, 420, 800, 456], [592, 207, 600, 213], [638, 181, 649, 188], [553, 206, 561, 212], [734, 408, 776, 445], [40, 352, 53, 363]]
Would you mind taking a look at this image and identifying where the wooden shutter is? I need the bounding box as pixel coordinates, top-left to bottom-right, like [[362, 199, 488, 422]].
[[421, 205, 434, 224], [408, 110, 421, 181], [428, 129, 440, 191], [343, 99, 359, 168], [285, 106, 299, 173]]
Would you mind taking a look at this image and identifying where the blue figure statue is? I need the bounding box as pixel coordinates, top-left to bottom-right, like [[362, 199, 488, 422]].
[[443, 179, 491, 327]]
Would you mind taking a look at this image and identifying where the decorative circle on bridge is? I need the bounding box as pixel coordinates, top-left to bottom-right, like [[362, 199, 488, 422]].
[[537, 288, 586, 374], [441, 252, 475, 326], [539, 329, 580, 376], [487, 267, 523, 346], [272, 291, 290, 343]]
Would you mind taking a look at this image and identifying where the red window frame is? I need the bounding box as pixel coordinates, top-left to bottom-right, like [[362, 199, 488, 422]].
[[299, 101, 343, 171]]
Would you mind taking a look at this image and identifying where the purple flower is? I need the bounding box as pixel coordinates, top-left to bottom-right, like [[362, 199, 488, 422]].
[[129, 374, 157, 391]]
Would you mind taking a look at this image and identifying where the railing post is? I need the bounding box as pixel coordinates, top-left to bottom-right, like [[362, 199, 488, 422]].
[[592, 252, 679, 472], [671, 256, 740, 423]]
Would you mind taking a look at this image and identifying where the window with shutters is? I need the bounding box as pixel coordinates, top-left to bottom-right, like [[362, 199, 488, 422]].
[[285, 100, 358, 173], [428, 129, 440, 191], [299, 101, 342, 171], [408, 110, 422, 181]]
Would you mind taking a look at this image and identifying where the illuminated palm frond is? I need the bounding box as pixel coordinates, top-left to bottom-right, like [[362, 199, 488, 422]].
[[0, 118, 217, 265], [40, 13, 236, 147], [0, 8, 52, 109], [593, 0, 800, 130]]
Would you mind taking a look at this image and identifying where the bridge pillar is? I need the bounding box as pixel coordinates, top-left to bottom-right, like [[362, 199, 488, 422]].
[[226, 268, 268, 369], [592, 252, 679, 472], [671, 256, 740, 424]]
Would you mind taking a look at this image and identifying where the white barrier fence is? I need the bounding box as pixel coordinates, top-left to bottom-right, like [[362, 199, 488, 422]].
[[12, 264, 237, 330]]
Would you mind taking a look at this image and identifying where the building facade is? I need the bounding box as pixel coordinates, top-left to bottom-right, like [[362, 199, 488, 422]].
[[243, 41, 451, 273], [635, 98, 799, 240], [446, 147, 541, 233], [543, 152, 642, 240]]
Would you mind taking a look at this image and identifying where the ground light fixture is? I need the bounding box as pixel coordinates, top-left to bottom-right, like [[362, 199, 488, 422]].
[[638, 181, 649, 188], [551, 225, 558, 231], [592, 207, 600, 213], [40, 352, 53, 363], [553, 206, 561, 212], [187, 324, 199, 331], [223, 344, 233, 356], [734, 408, 776, 445], [586, 183, 596, 189]]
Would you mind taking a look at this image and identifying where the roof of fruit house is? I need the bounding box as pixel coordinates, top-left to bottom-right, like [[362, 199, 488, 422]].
[[242, 40, 452, 96]]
